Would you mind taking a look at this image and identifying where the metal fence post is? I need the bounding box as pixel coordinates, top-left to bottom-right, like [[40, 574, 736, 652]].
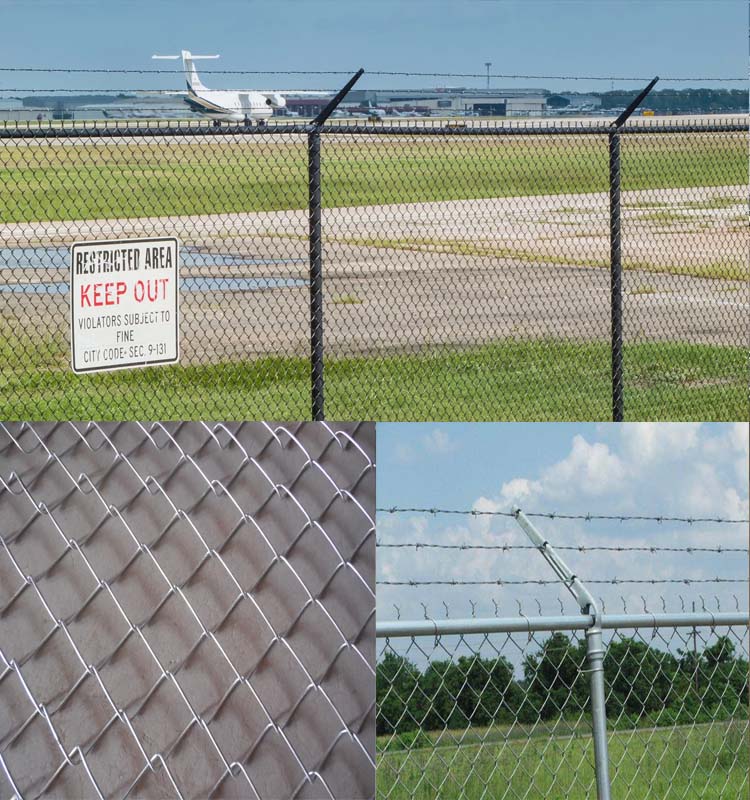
[[305, 68, 364, 420], [308, 127, 325, 420], [585, 613, 611, 799], [607, 76, 659, 422], [513, 508, 611, 799], [608, 129, 624, 422]]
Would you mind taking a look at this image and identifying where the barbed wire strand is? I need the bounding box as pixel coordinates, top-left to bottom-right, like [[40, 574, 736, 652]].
[[4, 84, 749, 94], [0, 67, 745, 81], [378, 578, 748, 586], [377, 507, 750, 524], [376, 542, 748, 554]]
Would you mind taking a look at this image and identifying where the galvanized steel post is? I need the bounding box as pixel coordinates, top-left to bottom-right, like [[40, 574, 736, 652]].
[[513, 508, 611, 799], [585, 611, 611, 800]]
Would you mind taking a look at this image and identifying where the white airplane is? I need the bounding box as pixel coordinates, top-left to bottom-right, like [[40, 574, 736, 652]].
[[348, 101, 387, 120], [150, 50, 328, 123]]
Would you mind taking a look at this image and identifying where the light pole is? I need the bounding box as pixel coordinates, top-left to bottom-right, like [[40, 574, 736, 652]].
[[484, 61, 492, 91]]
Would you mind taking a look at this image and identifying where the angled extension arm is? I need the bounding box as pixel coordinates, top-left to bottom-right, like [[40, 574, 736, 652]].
[[512, 507, 599, 618]]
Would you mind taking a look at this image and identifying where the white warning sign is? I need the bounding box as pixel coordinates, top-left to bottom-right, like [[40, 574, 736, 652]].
[[70, 237, 179, 373]]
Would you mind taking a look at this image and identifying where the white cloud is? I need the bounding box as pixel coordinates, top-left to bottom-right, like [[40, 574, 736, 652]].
[[621, 422, 702, 464], [475, 478, 543, 513], [422, 427, 457, 455], [378, 424, 748, 623], [393, 442, 416, 464], [540, 435, 627, 499], [728, 422, 749, 455]]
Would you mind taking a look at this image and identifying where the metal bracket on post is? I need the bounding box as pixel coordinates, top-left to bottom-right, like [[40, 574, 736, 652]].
[[307, 68, 364, 421], [513, 508, 611, 800], [608, 76, 658, 422]]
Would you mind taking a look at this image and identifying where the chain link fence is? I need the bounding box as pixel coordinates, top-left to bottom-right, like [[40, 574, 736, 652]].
[[376, 610, 749, 800], [0, 119, 746, 421], [0, 421, 375, 799], [376, 505, 749, 799]]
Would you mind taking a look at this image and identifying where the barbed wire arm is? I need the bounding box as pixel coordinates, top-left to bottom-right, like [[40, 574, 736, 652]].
[[512, 508, 599, 619], [512, 506, 611, 800]]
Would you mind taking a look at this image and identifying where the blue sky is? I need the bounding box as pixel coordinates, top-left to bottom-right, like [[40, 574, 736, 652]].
[[0, 0, 746, 93], [377, 423, 749, 621]]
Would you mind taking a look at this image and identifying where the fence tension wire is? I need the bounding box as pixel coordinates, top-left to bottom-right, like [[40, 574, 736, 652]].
[[609, 75, 659, 422], [308, 68, 365, 420], [513, 508, 612, 800]]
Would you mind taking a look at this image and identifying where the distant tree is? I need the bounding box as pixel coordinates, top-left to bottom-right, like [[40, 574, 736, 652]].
[[523, 633, 588, 720], [604, 638, 678, 717], [595, 88, 746, 113], [419, 659, 463, 730], [376, 629, 747, 735], [699, 637, 748, 712], [376, 652, 421, 735]]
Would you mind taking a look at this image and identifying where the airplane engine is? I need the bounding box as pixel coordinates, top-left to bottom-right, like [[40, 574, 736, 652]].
[[264, 93, 286, 108]]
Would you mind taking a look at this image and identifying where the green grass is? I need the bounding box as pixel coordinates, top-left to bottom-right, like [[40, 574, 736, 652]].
[[377, 719, 748, 799], [631, 196, 744, 212], [0, 133, 745, 223], [0, 333, 745, 420], [316, 233, 745, 280]]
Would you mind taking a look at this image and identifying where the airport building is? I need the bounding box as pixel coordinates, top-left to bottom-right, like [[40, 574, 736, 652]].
[[0, 99, 51, 121], [347, 88, 547, 116], [283, 87, 548, 117]]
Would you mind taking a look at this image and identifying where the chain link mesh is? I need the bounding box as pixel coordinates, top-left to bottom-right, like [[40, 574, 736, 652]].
[[376, 615, 748, 800], [0, 119, 746, 421], [0, 128, 312, 420], [620, 127, 747, 419], [0, 421, 375, 799], [376, 498, 749, 799]]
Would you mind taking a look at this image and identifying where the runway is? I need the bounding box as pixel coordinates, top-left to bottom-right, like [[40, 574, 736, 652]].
[[0, 182, 745, 363]]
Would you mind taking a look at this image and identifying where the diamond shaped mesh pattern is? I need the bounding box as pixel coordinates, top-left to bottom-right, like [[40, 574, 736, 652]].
[[0, 119, 746, 421], [376, 618, 748, 800], [0, 421, 375, 799]]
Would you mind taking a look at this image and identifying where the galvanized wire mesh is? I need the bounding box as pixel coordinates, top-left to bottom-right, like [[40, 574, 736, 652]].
[[0, 128, 312, 420], [619, 128, 748, 420], [0, 421, 375, 800], [0, 119, 746, 421], [376, 611, 749, 800], [376, 504, 749, 799]]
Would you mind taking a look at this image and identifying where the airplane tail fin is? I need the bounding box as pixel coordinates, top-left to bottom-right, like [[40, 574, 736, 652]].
[[152, 50, 219, 92]]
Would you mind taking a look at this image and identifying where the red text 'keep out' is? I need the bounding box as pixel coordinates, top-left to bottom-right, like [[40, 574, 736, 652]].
[[80, 278, 171, 308]]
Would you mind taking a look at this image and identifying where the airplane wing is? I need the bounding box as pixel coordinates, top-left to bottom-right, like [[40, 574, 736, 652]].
[[262, 90, 336, 96], [135, 90, 189, 96]]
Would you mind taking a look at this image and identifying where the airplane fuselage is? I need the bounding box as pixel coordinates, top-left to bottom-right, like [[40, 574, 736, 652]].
[[151, 51, 305, 122], [185, 89, 276, 121]]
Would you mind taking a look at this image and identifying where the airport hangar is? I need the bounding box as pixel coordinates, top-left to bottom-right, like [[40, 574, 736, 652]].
[[284, 88, 548, 117]]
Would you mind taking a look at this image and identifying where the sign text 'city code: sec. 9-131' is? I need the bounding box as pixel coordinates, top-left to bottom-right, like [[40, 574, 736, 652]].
[[70, 237, 179, 373]]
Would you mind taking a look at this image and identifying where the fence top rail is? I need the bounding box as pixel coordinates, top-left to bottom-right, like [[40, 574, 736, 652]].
[[376, 611, 750, 638], [0, 118, 746, 140]]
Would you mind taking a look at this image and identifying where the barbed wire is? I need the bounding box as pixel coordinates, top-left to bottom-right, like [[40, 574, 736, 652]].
[[387, 593, 745, 617], [376, 541, 748, 554], [377, 507, 750, 524], [4, 85, 749, 95], [0, 88, 343, 93], [0, 66, 745, 81], [378, 578, 748, 587]]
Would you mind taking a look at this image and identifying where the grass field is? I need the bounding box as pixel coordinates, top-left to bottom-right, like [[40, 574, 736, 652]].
[[0, 334, 745, 420], [0, 132, 744, 223], [377, 719, 748, 799]]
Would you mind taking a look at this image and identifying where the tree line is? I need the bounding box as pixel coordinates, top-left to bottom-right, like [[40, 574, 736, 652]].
[[377, 633, 748, 736], [596, 88, 746, 113]]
